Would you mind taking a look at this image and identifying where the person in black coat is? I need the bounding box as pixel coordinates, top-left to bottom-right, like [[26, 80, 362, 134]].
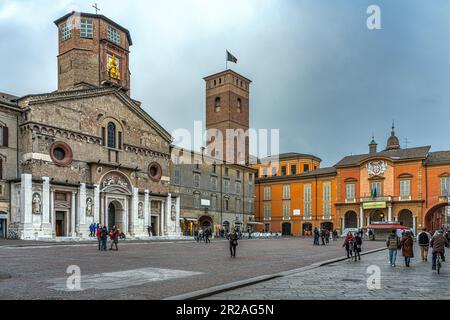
[[228, 229, 239, 258]]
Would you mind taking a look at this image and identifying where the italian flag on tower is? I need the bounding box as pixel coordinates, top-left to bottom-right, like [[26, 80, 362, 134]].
[[227, 50, 238, 64]]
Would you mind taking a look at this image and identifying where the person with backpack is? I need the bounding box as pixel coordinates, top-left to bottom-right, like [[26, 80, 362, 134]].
[[386, 229, 401, 267], [96, 224, 102, 250], [100, 226, 108, 251], [228, 228, 239, 258], [313, 228, 320, 246], [204, 228, 211, 244], [417, 228, 432, 262], [400, 231, 414, 267], [343, 232, 354, 260], [353, 232, 362, 261]]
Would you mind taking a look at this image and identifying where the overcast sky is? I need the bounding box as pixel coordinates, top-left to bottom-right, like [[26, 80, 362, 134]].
[[1, 0, 449, 167]]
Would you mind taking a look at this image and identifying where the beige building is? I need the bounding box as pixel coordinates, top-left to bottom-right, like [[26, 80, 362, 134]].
[[4, 12, 182, 240]]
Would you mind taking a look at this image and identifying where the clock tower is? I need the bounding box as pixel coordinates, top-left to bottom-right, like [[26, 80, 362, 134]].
[[54, 11, 132, 95], [204, 69, 251, 165]]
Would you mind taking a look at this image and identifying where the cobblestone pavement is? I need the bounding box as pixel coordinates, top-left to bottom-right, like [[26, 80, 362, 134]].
[[0, 238, 383, 300], [206, 246, 450, 300]]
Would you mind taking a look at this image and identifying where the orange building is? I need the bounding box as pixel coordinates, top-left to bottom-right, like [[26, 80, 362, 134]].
[[254, 127, 450, 236]]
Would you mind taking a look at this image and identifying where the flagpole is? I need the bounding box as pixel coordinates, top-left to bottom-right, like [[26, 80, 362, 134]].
[[226, 50, 228, 70]]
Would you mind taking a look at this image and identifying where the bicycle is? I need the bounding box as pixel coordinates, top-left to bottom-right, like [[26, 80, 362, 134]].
[[437, 253, 443, 274]]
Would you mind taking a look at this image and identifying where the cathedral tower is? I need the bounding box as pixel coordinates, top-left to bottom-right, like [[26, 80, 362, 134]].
[[54, 12, 132, 94], [204, 70, 251, 165]]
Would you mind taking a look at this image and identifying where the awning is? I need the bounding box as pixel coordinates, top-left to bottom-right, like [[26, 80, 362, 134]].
[[246, 222, 264, 225], [367, 224, 409, 230], [183, 217, 198, 222]]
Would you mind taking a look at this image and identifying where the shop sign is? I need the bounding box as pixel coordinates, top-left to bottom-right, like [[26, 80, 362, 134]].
[[363, 202, 387, 210]]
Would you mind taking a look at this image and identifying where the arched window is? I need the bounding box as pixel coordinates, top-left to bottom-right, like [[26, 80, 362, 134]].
[[215, 97, 221, 112], [237, 98, 242, 113], [107, 122, 116, 148]]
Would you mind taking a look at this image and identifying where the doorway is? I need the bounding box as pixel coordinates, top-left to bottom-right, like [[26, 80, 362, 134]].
[[0, 219, 6, 239], [282, 223, 292, 236], [108, 203, 116, 229], [151, 216, 158, 236], [55, 211, 66, 237]]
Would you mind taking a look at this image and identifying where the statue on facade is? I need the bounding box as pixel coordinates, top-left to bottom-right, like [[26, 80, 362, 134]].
[[32, 193, 41, 214], [138, 202, 144, 219], [86, 198, 93, 216], [171, 204, 176, 221]]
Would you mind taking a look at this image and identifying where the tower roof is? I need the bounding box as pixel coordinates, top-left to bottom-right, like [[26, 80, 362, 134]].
[[54, 11, 133, 45], [385, 122, 400, 151]]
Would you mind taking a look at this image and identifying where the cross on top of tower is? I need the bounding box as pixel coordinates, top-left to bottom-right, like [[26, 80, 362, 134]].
[[92, 3, 100, 14]]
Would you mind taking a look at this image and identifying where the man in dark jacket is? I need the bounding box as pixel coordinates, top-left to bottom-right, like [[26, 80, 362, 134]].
[[417, 228, 431, 262], [431, 230, 449, 270], [100, 226, 108, 251], [386, 229, 401, 267]]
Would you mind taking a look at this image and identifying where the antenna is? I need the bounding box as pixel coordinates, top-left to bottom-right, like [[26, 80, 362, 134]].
[[404, 137, 410, 149]]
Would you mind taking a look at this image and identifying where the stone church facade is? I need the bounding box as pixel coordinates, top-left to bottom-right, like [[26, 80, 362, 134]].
[[2, 11, 182, 240]]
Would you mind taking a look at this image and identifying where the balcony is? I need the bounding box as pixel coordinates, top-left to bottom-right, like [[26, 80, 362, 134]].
[[360, 196, 392, 203]]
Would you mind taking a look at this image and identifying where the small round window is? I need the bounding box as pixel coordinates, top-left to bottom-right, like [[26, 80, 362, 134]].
[[147, 162, 162, 182], [50, 142, 73, 166]]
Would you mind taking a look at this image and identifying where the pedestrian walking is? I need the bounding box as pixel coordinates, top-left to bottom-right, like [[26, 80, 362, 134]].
[[147, 225, 152, 237], [199, 229, 204, 242], [353, 232, 362, 261], [386, 229, 401, 267], [333, 229, 338, 241], [417, 228, 431, 262], [228, 228, 239, 258], [313, 228, 320, 245], [89, 223, 94, 237], [194, 229, 199, 242], [320, 229, 326, 246], [343, 232, 354, 259], [100, 226, 108, 251], [96, 224, 102, 250], [109, 226, 119, 251], [430, 230, 449, 270], [204, 228, 211, 244], [400, 231, 414, 267]]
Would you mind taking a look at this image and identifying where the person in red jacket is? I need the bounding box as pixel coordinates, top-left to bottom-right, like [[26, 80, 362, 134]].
[[96, 224, 102, 251]]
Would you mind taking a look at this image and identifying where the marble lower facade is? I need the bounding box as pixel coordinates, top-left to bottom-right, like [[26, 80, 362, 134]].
[[8, 174, 182, 240]]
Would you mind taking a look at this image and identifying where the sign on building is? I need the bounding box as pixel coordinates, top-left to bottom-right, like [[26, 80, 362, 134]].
[[363, 202, 387, 210], [293, 209, 301, 216], [201, 199, 211, 207]]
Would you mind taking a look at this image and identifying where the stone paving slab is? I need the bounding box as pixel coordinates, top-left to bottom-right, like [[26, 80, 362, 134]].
[[205, 246, 450, 300]]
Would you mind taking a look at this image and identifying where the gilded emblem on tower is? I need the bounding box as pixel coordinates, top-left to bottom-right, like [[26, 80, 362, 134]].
[[108, 54, 121, 80]]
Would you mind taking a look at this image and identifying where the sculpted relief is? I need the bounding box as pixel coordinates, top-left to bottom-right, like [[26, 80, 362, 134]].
[[101, 172, 131, 191], [140, 131, 160, 149]]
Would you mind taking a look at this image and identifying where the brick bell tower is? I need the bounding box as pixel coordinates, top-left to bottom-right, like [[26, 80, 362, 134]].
[[54, 11, 132, 95], [204, 70, 251, 165]]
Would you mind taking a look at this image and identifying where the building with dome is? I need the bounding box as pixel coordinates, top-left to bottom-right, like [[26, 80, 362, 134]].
[[254, 125, 450, 236]]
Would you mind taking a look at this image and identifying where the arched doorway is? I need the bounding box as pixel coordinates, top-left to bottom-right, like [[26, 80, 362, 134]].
[[108, 201, 125, 231], [223, 221, 230, 233], [321, 222, 333, 231], [370, 210, 384, 223], [199, 216, 213, 233], [282, 223, 292, 236], [398, 209, 413, 229], [0, 211, 6, 239], [344, 211, 357, 229], [425, 204, 448, 234], [302, 223, 312, 236]]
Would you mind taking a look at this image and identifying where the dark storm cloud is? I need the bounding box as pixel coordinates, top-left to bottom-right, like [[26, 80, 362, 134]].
[[1, 0, 449, 166]]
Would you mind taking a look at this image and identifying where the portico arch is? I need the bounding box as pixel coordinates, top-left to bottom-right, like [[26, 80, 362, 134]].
[[344, 211, 357, 229], [108, 200, 125, 232], [398, 209, 414, 229], [425, 203, 448, 234]]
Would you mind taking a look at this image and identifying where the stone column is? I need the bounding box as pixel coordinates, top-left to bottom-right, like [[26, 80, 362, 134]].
[[42, 177, 52, 237], [413, 216, 417, 234], [71, 192, 77, 237], [20, 174, 33, 239], [366, 216, 370, 227], [359, 206, 364, 229], [166, 194, 172, 234], [78, 183, 87, 237], [388, 205, 392, 222], [51, 189, 55, 237], [104, 195, 108, 228], [160, 200, 165, 236], [93, 184, 100, 225], [175, 196, 181, 234], [144, 190, 150, 235], [341, 217, 345, 233], [131, 187, 139, 236]]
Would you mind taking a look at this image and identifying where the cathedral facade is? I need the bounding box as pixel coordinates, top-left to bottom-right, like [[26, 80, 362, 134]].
[[2, 12, 182, 240]]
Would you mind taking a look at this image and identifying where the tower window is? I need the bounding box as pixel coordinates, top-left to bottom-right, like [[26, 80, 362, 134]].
[[237, 98, 242, 113], [61, 23, 72, 41], [107, 122, 116, 149], [219, 78, 222, 84], [215, 97, 221, 112], [214, 80, 216, 86], [80, 19, 93, 39], [107, 26, 121, 45]]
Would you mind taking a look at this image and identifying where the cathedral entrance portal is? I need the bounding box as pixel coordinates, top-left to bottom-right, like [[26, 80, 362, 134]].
[[107, 200, 125, 232]]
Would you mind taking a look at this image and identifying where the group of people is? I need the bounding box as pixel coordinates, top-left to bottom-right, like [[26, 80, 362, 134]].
[[89, 223, 101, 237], [343, 231, 363, 261], [313, 228, 339, 246], [194, 228, 212, 244], [386, 228, 449, 270], [96, 224, 124, 251]]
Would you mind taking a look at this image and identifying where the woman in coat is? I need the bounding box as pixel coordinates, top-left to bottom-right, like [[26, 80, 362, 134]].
[[400, 231, 414, 267], [343, 232, 354, 259], [228, 228, 239, 258]]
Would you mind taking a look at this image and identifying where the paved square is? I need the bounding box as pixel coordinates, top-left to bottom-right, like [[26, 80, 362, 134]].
[[206, 246, 450, 300], [0, 238, 383, 300]]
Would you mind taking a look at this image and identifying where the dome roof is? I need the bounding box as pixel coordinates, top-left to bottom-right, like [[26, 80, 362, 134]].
[[386, 124, 400, 151]]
